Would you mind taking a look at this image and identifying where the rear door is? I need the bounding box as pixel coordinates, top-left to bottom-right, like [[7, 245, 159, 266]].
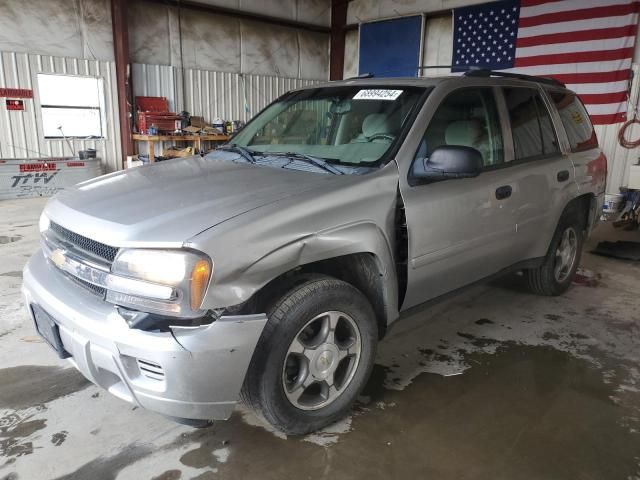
[[398, 85, 521, 309], [547, 89, 606, 212], [499, 86, 578, 260]]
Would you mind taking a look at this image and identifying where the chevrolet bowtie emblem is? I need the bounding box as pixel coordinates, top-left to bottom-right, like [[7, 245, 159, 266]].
[[50, 248, 66, 268]]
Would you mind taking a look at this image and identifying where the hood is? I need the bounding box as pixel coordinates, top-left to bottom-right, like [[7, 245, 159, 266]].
[[45, 155, 337, 246]]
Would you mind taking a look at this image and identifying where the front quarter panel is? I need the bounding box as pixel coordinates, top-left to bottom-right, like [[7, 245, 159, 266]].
[[186, 164, 400, 322]]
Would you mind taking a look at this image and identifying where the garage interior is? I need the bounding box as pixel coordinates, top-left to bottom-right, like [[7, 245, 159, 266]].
[[1, 0, 640, 479]]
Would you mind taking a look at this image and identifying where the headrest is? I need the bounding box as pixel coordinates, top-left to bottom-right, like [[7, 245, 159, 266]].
[[362, 113, 392, 137], [445, 120, 481, 147]]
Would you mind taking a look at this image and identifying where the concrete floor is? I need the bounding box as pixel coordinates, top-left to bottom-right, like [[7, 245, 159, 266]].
[[1, 197, 640, 480]]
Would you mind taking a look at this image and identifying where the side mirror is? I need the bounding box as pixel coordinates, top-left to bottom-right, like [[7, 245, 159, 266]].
[[412, 145, 483, 181]]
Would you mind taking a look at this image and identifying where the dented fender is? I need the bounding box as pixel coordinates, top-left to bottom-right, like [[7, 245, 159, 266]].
[[187, 164, 401, 322]]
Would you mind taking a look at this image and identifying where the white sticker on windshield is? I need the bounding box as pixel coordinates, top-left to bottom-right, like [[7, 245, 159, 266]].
[[353, 89, 403, 101]]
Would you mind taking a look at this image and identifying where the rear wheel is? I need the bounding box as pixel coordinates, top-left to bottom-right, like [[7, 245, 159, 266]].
[[241, 276, 377, 435], [525, 207, 584, 296]]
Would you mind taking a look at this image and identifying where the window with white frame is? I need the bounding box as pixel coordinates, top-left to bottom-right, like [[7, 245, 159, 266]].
[[37, 74, 106, 138]]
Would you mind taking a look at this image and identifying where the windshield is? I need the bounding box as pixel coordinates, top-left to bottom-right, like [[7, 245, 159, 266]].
[[230, 86, 426, 167]]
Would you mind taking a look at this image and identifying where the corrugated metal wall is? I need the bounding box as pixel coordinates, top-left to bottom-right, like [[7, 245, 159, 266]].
[[595, 63, 640, 195], [131, 63, 322, 156], [132, 64, 321, 120], [0, 52, 325, 170], [0, 51, 121, 172]]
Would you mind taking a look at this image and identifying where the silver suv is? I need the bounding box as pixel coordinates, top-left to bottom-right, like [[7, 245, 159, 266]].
[[23, 71, 607, 434]]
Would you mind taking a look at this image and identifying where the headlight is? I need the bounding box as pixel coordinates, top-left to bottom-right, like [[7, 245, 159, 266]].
[[107, 249, 212, 317], [39, 212, 50, 233]]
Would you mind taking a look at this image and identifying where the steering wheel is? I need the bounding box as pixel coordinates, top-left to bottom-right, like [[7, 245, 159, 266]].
[[367, 133, 395, 142]]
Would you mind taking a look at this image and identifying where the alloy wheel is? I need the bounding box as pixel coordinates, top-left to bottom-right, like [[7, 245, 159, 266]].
[[554, 226, 578, 283], [282, 311, 362, 411]]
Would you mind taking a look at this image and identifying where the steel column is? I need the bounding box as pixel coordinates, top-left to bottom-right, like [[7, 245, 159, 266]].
[[111, 0, 133, 167], [330, 0, 349, 81]]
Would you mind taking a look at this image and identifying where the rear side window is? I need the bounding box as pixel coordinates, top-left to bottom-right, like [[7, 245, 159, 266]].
[[548, 91, 598, 152], [503, 88, 560, 160]]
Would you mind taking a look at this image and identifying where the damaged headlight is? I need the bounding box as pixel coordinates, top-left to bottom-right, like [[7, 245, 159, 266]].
[[107, 249, 212, 318]]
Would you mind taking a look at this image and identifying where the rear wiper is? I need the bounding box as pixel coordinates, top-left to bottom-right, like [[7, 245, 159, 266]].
[[217, 144, 258, 164], [270, 152, 344, 175]]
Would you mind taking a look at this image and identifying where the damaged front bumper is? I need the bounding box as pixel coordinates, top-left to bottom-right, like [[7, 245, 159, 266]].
[[22, 250, 267, 421]]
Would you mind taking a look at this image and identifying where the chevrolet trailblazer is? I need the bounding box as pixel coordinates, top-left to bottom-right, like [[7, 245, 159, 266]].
[[23, 70, 606, 434]]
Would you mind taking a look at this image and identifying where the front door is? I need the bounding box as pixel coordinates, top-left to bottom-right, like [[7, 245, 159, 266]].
[[399, 86, 520, 310]]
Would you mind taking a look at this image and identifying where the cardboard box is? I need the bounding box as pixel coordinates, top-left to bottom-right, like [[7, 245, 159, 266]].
[[190, 116, 207, 128], [164, 146, 195, 158]]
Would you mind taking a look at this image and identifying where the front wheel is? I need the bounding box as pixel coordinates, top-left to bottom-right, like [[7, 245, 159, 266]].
[[525, 208, 584, 296], [241, 276, 378, 435]]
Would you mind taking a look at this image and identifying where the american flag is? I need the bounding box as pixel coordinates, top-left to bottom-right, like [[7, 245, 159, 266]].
[[452, 0, 640, 124]]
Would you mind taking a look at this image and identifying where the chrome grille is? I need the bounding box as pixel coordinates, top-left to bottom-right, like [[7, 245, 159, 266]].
[[70, 275, 107, 298], [49, 221, 118, 263]]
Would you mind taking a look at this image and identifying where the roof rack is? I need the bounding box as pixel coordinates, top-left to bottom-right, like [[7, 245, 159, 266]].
[[463, 69, 565, 87], [347, 73, 374, 79]]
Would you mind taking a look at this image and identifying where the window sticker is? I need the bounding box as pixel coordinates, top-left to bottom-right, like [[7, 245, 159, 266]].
[[353, 89, 403, 101]]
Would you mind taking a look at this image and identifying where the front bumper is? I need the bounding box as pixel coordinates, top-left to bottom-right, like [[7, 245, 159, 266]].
[[22, 249, 267, 420]]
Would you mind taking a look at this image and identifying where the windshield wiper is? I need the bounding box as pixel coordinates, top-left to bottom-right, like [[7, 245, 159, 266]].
[[269, 152, 344, 175], [217, 144, 258, 164]]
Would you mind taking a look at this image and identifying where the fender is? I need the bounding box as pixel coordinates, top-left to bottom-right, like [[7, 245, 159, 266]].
[[203, 221, 399, 324]]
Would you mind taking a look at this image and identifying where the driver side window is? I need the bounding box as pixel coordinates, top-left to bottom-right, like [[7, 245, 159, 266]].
[[416, 88, 504, 167]]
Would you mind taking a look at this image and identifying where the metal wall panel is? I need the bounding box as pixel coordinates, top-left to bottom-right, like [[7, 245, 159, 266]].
[[0, 51, 121, 172], [0, 0, 114, 61], [132, 64, 322, 121], [132, 63, 322, 156], [420, 15, 453, 77], [595, 63, 640, 194], [128, 0, 329, 80], [347, 0, 488, 25]]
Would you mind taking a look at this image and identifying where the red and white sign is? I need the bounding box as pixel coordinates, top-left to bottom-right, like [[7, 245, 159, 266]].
[[6, 99, 25, 111], [0, 88, 32, 99], [19, 163, 57, 173]]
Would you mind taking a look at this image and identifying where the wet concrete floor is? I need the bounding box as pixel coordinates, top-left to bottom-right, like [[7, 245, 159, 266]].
[[1, 198, 639, 479]]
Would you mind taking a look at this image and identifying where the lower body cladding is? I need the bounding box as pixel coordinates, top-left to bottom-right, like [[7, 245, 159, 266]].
[[22, 250, 268, 421]]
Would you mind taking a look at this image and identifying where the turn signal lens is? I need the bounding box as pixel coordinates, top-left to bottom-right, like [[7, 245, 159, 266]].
[[190, 259, 211, 310]]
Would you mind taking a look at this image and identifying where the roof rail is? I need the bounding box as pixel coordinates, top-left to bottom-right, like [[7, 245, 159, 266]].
[[347, 73, 374, 79], [463, 69, 565, 87]]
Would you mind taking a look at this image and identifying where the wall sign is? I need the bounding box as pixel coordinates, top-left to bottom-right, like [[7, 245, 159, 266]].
[[19, 163, 57, 173], [359, 16, 423, 78], [0, 88, 33, 98], [6, 99, 25, 111]]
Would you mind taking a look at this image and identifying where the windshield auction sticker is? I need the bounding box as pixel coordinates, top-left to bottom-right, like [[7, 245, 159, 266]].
[[353, 89, 403, 101]]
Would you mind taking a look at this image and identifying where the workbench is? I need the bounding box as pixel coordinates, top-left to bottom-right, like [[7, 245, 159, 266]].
[[131, 133, 230, 162]]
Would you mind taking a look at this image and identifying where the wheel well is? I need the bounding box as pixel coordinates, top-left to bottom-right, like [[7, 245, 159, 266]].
[[247, 253, 388, 339], [566, 193, 595, 233]]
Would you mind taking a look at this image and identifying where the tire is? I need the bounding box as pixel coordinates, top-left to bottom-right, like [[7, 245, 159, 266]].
[[525, 205, 585, 296], [241, 275, 378, 435]]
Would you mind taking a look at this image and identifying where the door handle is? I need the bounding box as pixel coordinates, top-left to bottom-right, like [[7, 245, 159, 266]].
[[557, 170, 570, 182], [495, 185, 512, 200]]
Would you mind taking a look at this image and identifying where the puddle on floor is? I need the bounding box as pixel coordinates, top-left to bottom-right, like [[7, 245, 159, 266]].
[[0, 366, 90, 410], [51, 344, 639, 480]]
